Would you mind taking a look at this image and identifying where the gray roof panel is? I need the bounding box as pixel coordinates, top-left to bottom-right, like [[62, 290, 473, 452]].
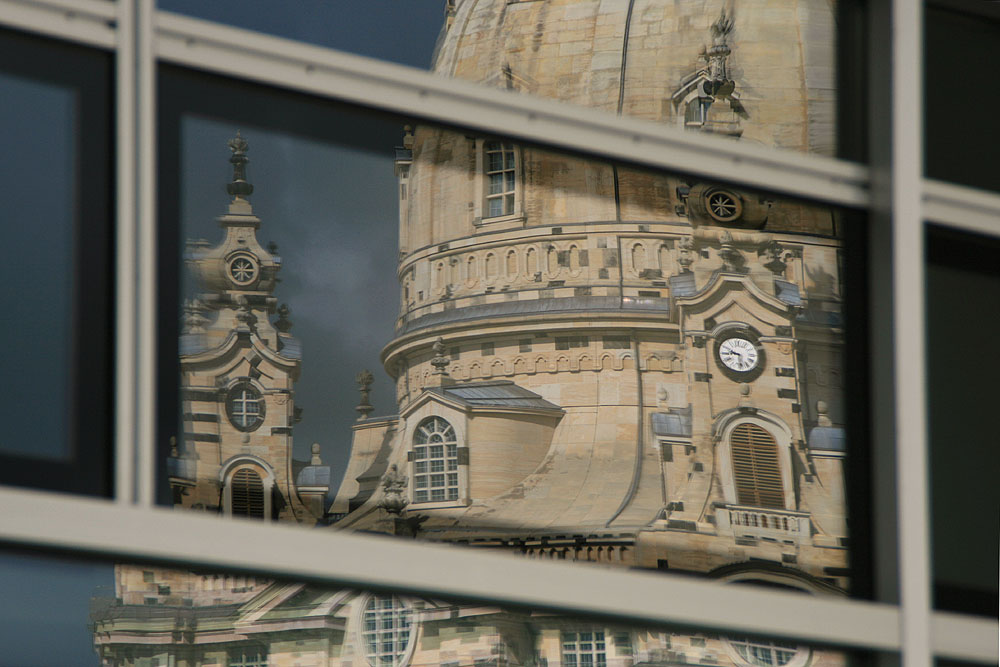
[[651, 408, 692, 437], [435, 381, 562, 411], [399, 295, 668, 334]]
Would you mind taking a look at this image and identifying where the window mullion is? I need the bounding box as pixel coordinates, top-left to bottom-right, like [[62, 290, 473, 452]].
[[136, 0, 157, 507], [890, 1, 933, 667], [114, 0, 137, 504]]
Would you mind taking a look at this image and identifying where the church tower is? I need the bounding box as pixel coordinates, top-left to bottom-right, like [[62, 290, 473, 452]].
[[169, 132, 329, 523]]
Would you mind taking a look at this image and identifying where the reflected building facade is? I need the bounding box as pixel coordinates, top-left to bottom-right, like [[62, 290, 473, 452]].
[[93, 1, 850, 665]]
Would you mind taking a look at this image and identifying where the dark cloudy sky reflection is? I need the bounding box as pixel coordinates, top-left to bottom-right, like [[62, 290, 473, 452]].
[[1, 4, 446, 663], [181, 117, 402, 490]]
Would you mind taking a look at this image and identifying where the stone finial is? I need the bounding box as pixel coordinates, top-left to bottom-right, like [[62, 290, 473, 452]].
[[182, 298, 209, 334], [760, 240, 787, 275], [169, 436, 179, 458], [502, 62, 514, 89], [445, 0, 457, 29], [310, 442, 323, 465], [234, 295, 257, 330], [402, 125, 414, 150], [817, 400, 832, 427], [430, 337, 450, 375], [355, 369, 375, 420], [267, 241, 279, 255], [275, 303, 293, 333], [379, 464, 409, 515], [718, 231, 744, 272], [706, 9, 735, 94], [656, 386, 669, 405], [226, 130, 254, 199], [677, 236, 695, 272]]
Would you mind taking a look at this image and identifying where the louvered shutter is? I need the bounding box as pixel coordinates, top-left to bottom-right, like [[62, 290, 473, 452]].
[[231, 468, 265, 518], [730, 423, 785, 509]]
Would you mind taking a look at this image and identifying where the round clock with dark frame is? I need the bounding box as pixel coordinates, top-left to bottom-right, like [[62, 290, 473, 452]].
[[713, 328, 766, 382]]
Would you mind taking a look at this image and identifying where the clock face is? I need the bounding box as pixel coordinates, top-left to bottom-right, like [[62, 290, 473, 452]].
[[718, 336, 759, 372]]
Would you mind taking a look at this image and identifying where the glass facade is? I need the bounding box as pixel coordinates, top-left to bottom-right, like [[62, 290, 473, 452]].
[[0, 1, 995, 666]]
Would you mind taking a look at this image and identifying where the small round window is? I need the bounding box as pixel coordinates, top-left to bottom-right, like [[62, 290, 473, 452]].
[[704, 189, 743, 223], [228, 254, 259, 286], [360, 595, 414, 667], [226, 381, 265, 432]]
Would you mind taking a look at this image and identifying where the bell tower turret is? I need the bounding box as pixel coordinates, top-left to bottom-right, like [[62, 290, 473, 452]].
[[172, 133, 328, 524]]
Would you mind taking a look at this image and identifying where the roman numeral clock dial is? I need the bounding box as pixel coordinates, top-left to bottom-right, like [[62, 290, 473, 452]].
[[714, 331, 766, 381]]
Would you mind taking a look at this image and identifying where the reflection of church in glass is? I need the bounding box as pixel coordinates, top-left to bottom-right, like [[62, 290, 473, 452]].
[[92, 2, 850, 666]]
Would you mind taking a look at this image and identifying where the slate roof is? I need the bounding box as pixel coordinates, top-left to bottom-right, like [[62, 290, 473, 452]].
[[774, 279, 802, 306], [429, 381, 562, 412], [651, 407, 693, 438], [808, 425, 846, 452], [398, 295, 668, 334], [669, 271, 697, 297]]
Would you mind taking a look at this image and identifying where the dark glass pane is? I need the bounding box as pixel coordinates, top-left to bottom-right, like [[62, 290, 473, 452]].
[[924, 1, 1000, 192], [0, 29, 112, 495], [158, 0, 442, 69], [0, 551, 113, 665], [925, 225, 1000, 616], [86, 560, 865, 667], [158, 66, 868, 600], [158, 1, 864, 160]]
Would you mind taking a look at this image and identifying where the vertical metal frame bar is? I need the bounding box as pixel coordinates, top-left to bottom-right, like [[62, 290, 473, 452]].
[[892, 0, 933, 665], [136, 0, 157, 507], [114, 0, 136, 504]]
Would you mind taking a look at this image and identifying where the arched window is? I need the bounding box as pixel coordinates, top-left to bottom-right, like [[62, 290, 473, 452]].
[[466, 255, 478, 283], [725, 637, 807, 667], [730, 423, 784, 509], [632, 243, 645, 272], [485, 252, 497, 279], [569, 245, 580, 272], [526, 247, 538, 275], [230, 468, 265, 518], [412, 417, 459, 503], [547, 245, 558, 274], [506, 249, 518, 278], [360, 595, 413, 667], [658, 243, 671, 271]]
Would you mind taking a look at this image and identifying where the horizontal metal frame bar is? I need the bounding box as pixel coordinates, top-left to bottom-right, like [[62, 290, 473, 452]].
[[0, 0, 115, 49], [0, 487, 995, 662], [154, 11, 869, 210], [923, 179, 1000, 237]]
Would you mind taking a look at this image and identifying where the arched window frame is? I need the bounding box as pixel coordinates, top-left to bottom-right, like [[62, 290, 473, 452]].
[[352, 593, 417, 667], [219, 456, 276, 520], [407, 413, 468, 508], [715, 414, 795, 511], [722, 636, 810, 667]]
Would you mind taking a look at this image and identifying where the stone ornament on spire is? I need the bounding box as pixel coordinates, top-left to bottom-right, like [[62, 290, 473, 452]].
[[355, 369, 375, 420], [430, 337, 450, 375], [706, 9, 735, 94], [226, 130, 254, 199], [379, 464, 409, 515]]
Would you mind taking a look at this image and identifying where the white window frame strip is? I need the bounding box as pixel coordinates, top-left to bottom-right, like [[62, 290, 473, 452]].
[[114, 0, 136, 504], [0, 2, 996, 665], [152, 11, 869, 210], [890, 4, 934, 667], [0, 483, 991, 662], [0, 0, 115, 49]]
